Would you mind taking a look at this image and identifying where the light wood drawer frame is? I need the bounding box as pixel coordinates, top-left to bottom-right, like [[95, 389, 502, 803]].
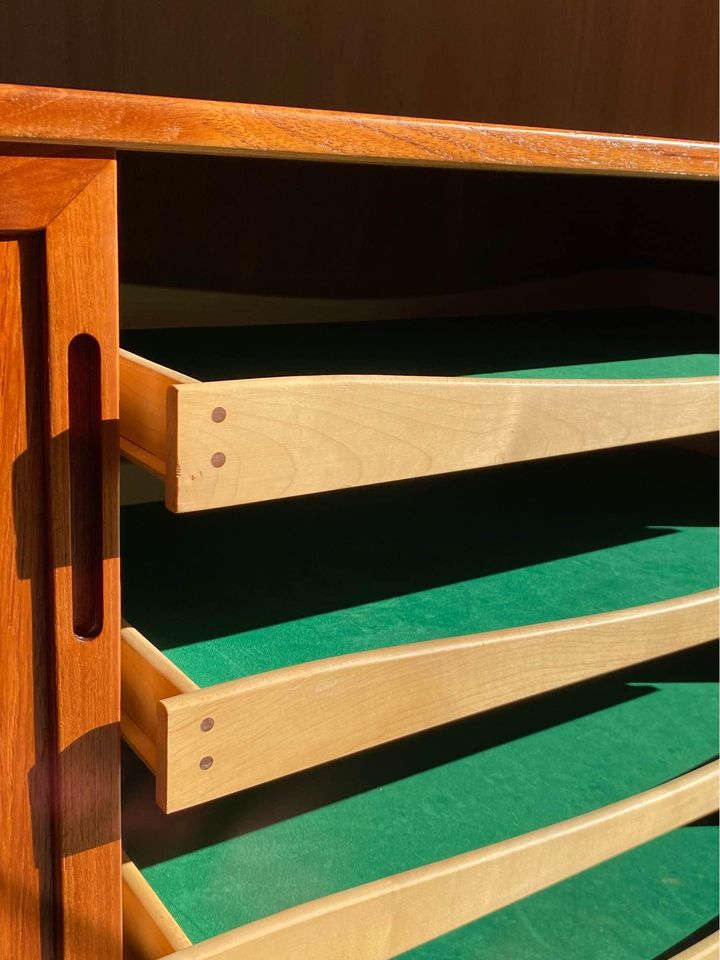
[[119, 349, 720, 513], [122, 761, 720, 960], [121, 589, 719, 813]]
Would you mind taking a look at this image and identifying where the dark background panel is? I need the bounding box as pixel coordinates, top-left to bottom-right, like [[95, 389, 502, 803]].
[[118, 154, 718, 298]]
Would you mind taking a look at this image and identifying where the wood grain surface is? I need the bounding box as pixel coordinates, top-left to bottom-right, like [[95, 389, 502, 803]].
[[146, 762, 719, 960], [119, 350, 195, 480], [673, 932, 720, 960], [0, 147, 112, 230], [117, 352, 720, 511], [0, 84, 717, 178], [43, 153, 121, 960], [122, 859, 191, 960], [121, 624, 197, 774], [0, 234, 56, 958], [0, 150, 121, 959]]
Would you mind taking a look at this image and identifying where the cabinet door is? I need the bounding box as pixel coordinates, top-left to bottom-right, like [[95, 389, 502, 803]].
[[0, 149, 121, 960]]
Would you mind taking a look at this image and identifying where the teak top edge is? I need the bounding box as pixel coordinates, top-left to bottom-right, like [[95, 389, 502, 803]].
[[0, 84, 717, 178]]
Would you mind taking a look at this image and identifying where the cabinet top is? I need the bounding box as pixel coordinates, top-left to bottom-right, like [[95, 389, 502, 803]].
[[0, 83, 717, 179]]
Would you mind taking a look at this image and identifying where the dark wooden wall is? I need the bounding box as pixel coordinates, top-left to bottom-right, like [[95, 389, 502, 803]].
[[3, 1, 716, 311], [119, 154, 718, 299], [1, 0, 717, 139]]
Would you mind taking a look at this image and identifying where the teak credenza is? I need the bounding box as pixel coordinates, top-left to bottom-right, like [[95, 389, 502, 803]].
[[0, 83, 718, 960]]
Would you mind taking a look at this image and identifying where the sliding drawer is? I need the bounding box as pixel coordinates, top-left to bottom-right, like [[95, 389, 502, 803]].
[[121, 651, 719, 959], [121, 444, 719, 812], [119, 310, 719, 512]]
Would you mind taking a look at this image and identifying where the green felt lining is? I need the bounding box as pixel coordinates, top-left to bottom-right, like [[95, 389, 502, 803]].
[[121, 443, 718, 687], [120, 308, 718, 381], [122, 649, 718, 953]]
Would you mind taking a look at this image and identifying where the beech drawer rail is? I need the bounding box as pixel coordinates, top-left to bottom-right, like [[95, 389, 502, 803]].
[[119, 348, 719, 513], [122, 589, 718, 812]]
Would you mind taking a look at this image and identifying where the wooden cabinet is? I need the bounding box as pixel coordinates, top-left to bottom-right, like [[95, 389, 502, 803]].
[[0, 82, 718, 959]]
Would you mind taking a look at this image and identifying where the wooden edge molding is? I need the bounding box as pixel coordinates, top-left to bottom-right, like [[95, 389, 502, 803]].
[[122, 858, 192, 960], [165, 374, 719, 511], [672, 932, 720, 960], [147, 762, 719, 959], [1, 84, 718, 179], [119, 589, 719, 811]]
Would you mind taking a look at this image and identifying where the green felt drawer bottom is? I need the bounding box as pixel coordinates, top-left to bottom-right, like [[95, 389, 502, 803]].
[[122, 645, 718, 956], [121, 443, 718, 687], [119, 345, 718, 955]]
